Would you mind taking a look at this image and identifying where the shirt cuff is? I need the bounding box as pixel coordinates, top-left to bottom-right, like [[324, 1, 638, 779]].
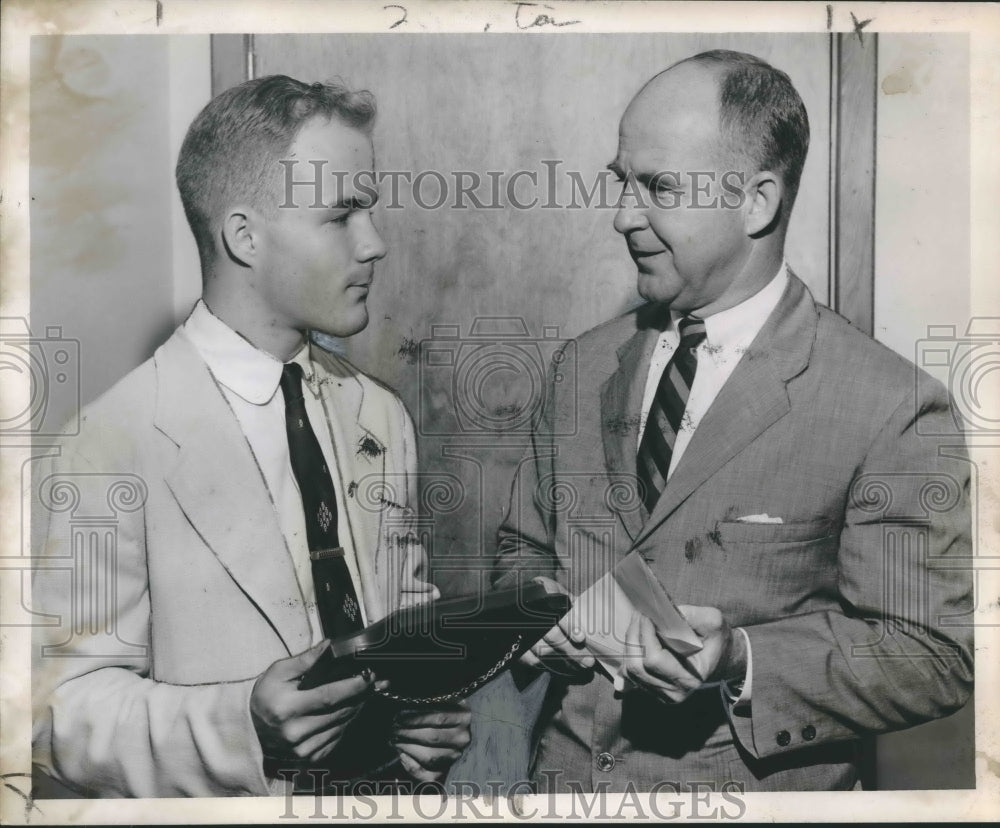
[[722, 627, 752, 708]]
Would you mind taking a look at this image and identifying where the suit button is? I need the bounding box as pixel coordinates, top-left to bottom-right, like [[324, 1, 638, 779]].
[[596, 752, 616, 772], [776, 730, 791, 747], [802, 725, 816, 741]]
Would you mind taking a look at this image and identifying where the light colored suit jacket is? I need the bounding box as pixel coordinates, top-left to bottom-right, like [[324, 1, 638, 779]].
[[494, 273, 973, 791], [31, 326, 436, 797]]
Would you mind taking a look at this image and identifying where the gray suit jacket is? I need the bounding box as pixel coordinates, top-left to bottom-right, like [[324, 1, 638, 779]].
[[32, 326, 436, 797], [494, 274, 973, 791]]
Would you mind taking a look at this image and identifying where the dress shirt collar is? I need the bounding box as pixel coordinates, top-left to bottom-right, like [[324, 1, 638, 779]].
[[183, 299, 311, 405], [668, 262, 789, 349]]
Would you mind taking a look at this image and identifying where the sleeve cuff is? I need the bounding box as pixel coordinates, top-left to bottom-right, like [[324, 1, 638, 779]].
[[722, 627, 752, 708]]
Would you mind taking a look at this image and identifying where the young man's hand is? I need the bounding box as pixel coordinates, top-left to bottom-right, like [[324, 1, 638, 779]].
[[391, 701, 472, 782], [250, 642, 375, 765]]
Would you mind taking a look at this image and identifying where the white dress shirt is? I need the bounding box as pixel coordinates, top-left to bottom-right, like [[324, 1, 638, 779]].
[[638, 264, 789, 458], [183, 300, 367, 646], [637, 263, 790, 705]]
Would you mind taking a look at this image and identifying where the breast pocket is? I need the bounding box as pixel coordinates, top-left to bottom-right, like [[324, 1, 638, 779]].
[[712, 519, 839, 624]]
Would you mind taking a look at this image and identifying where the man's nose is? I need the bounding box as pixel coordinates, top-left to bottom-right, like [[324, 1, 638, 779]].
[[356, 214, 388, 263], [613, 198, 648, 235]]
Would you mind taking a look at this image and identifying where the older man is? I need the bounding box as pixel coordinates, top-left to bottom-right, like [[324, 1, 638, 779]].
[[32, 75, 469, 797], [494, 50, 973, 792]]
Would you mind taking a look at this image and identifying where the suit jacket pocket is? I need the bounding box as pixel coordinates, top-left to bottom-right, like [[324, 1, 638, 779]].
[[716, 518, 832, 545], [710, 521, 839, 625]]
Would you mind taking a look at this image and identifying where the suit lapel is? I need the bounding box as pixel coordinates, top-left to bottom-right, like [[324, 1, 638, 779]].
[[600, 314, 663, 543], [634, 274, 817, 548], [310, 346, 390, 621], [154, 331, 312, 655]]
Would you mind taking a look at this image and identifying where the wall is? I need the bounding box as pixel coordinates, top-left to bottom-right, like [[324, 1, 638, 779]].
[[169, 37, 212, 320], [26, 34, 209, 800], [872, 32, 973, 791], [875, 34, 969, 356], [29, 34, 210, 429], [254, 33, 833, 598]]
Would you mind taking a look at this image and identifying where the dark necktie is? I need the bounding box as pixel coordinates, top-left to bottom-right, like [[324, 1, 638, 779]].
[[636, 316, 708, 514], [280, 362, 363, 639]]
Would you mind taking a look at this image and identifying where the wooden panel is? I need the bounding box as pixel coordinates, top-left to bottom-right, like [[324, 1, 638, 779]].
[[830, 36, 879, 784], [210, 33, 250, 96], [831, 32, 877, 333], [219, 34, 882, 338], [251, 33, 832, 598]]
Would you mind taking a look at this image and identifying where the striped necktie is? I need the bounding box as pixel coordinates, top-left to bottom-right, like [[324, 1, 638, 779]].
[[636, 316, 708, 514], [280, 362, 364, 639]]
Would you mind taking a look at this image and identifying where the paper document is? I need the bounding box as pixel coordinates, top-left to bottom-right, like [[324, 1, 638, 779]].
[[565, 551, 703, 682]]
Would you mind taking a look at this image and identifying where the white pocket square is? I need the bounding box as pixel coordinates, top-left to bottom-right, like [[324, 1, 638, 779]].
[[736, 513, 784, 524]]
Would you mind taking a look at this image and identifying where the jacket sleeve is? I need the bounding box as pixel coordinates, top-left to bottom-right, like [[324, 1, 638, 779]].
[[391, 396, 439, 608], [493, 355, 563, 591], [728, 381, 975, 758], [31, 437, 273, 798]]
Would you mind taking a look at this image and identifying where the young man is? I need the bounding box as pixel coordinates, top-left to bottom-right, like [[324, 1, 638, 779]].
[[32, 75, 469, 797]]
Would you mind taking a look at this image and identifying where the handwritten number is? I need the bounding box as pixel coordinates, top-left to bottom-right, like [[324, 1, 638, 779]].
[[384, 4, 407, 29]]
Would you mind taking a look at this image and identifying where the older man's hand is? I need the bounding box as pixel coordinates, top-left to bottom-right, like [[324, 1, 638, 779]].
[[517, 576, 595, 677], [619, 606, 747, 704]]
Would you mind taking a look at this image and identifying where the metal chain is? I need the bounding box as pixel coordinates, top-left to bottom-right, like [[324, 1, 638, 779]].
[[372, 634, 524, 705]]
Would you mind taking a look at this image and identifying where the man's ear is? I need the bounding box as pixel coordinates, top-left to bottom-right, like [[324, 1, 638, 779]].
[[743, 171, 783, 237], [220, 206, 261, 268]]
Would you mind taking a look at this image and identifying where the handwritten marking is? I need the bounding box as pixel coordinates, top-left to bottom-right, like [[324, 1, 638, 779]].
[[384, 4, 408, 29], [155, 0, 163, 26], [515, 2, 580, 30], [826, 4, 833, 29], [1, 773, 42, 818], [850, 11, 874, 43]]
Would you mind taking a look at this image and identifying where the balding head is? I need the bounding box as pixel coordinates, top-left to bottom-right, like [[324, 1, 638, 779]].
[[628, 51, 811, 210], [621, 60, 731, 170]]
